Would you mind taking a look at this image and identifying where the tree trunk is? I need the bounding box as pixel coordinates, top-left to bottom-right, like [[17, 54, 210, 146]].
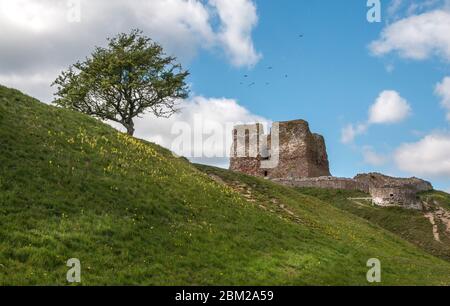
[[124, 120, 135, 136], [126, 126, 135, 136]]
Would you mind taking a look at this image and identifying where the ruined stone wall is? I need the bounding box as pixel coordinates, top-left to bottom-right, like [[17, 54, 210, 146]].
[[273, 173, 433, 211], [309, 134, 330, 177], [354, 173, 433, 192], [268, 120, 330, 179], [229, 157, 262, 177], [273, 177, 368, 192], [230, 123, 264, 177], [358, 173, 432, 210], [230, 119, 331, 179], [370, 187, 423, 210]]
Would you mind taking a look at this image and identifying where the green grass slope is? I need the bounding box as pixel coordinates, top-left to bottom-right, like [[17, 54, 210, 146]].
[[1, 85, 450, 285], [296, 188, 450, 262]]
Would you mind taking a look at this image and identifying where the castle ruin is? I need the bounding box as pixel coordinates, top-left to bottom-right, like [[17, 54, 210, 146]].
[[230, 120, 331, 179], [230, 119, 433, 210]]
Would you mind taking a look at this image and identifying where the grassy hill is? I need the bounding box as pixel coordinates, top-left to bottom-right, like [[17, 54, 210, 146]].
[[296, 188, 450, 262], [1, 84, 450, 285]]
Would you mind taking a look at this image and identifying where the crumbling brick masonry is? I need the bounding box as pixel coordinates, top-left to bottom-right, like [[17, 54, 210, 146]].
[[229, 120, 331, 179]]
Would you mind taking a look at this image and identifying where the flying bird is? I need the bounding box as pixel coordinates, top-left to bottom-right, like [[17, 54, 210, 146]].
[[267, 66, 273, 70], [248, 82, 255, 87]]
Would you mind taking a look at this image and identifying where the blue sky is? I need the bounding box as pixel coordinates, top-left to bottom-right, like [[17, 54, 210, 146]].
[[0, 0, 449, 191], [186, 0, 450, 191]]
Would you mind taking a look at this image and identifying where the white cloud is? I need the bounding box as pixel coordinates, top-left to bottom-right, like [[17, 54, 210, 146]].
[[0, 70, 61, 102], [435, 76, 450, 120], [341, 123, 368, 144], [406, 0, 445, 15], [394, 132, 450, 177], [369, 10, 450, 61], [210, 0, 262, 67], [341, 90, 410, 143], [368, 90, 411, 124], [387, 0, 445, 20], [362, 146, 388, 166], [0, 0, 261, 102], [110, 96, 269, 168], [387, 0, 404, 19]]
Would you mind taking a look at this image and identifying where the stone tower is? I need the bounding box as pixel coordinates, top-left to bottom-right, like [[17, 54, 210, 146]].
[[230, 119, 331, 179]]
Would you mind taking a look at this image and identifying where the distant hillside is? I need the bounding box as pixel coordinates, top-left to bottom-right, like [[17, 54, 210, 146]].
[[296, 188, 450, 262], [1, 84, 450, 285]]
